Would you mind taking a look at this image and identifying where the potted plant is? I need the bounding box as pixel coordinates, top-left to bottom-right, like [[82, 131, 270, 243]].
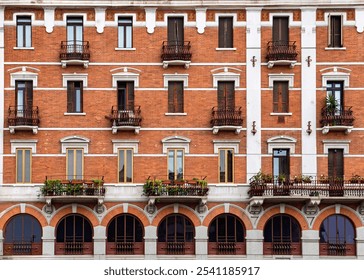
[[349, 174, 361, 184], [326, 93, 339, 115], [278, 173, 286, 184], [41, 179, 62, 196]]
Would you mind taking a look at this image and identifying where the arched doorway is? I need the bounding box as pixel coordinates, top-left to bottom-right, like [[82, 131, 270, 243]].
[[157, 214, 194, 255], [208, 214, 246, 255], [4, 214, 42, 255], [55, 214, 93, 255], [106, 214, 144, 255], [263, 214, 301, 255]]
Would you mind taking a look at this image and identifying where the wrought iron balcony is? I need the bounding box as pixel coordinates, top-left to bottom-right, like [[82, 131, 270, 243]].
[[266, 40, 298, 68], [320, 106, 354, 134], [263, 242, 301, 255], [208, 241, 246, 255], [157, 241, 194, 255], [319, 242, 355, 256], [55, 241, 93, 255], [3, 241, 42, 256], [105, 106, 142, 134], [144, 178, 208, 214], [161, 41, 192, 68], [41, 176, 105, 214], [211, 107, 243, 134], [106, 241, 144, 255], [8, 106, 39, 134], [60, 40, 90, 68]]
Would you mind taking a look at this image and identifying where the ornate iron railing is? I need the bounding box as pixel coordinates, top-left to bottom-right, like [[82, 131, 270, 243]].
[[211, 107, 243, 127], [264, 242, 301, 255], [320, 106, 354, 127], [266, 40, 298, 61], [320, 242, 355, 256], [143, 179, 208, 197], [8, 106, 39, 127], [161, 41, 192, 61], [60, 40, 90, 60], [106, 106, 142, 127], [3, 241, 42, 255]]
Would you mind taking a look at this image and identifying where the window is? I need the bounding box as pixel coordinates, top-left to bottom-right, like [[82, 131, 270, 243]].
[[66, 148, 83, 180], [118, 149, 133, 183], [67, 16, 83, 43], [118, 17, 133, 48], [328, 148, 344, 180], [16, 149, 31, 183], [319, 214, 355, 256], [117, 81, 134, 111], [273, 81, 289, 113], [272, 16, 289, 44], [218, 17, 233, 48], [16, 16, 31, 48], [15, 81, 33, 117], [329, 15, 342, 48], [67, 81, 83, 113], [167, 17, 184, 45], [168, 81, 184, 113], [168, 149, 184, 181], [326, 81, 343, 112], [219, 149, 234, 183], [273, 149, 290, 182], [217, 81, 235, 110]]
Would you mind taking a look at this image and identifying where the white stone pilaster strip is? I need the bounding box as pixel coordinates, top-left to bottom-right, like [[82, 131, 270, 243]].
[[195, 226, 208, 259], [355, 8, 364, 33], [44, 7, 55, 33], [145, 8, 157, 34], [93, 226, 106, 257], [195, 8, 207, 34], [0, 230, 3, 256], [356, 227, 364, 260], [301, 230, 319, 259], [144, 226, 157, 259], [245, 229, 264, 259], [301, 8, 317, 177], [42, 226, 55, 255], [246, 8, 262, 182]]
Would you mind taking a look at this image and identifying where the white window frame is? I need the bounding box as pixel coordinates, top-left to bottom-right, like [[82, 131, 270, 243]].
[[267, 136, 297, 154]]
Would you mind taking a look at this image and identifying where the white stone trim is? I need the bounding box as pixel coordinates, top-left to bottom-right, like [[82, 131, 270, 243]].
[[213, 140, 240, 154], [322, 140, 351, 154], [10, 67, 39, 87], [268, 73, 294, 88], [44, 7, 55, 33], [216, 48, 237, 51], [270, 112, 292, 116], [111, 67, 141, 87], [95, 7, 106, 33], [195, 8, 207, 34], [356, 8, 364, 33], [211, 67, 241, 88], [13, 47, 34, 50], [163, 74, 189, 88], [261, 12, 300, 27], [62, 73, 88, 87], [112, 140, 139, 154], [267, 136, 297, 154], [10, 140, 37, 154], [316, 11, 353, 27], [63, 113, 86, 116], [60, 136, 90, 154], [161, 136, 191, 154], [320, 67, 350, 88], [145, 8, 157, 34]]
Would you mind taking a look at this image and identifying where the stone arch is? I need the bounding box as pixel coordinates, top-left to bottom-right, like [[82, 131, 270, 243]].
[[49, 205, 99, 228], [101, 204, 150, 228], [151, 205, 200, 227]]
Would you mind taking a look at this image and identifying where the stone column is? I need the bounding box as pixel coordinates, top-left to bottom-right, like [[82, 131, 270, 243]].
[[144, 225, 157, 259], [301, 230, 319, 259], [42, 226, 55, 256], [93, 226, 106, 259], [195, 226, 208, 259], [246, 229, 264, 259]]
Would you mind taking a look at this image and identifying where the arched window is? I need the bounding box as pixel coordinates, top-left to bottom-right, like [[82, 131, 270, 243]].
[[319, 214, 356, 256], [55, 214, 93, 255], [208, 214, 246, 255], [4, 214, 42, 255], [157, 214, 194, 255], [106, 214, 144, 255], [263, 214, 301, 255]]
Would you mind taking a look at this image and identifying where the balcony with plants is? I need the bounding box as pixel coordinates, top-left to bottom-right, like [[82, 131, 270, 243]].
[[211, 107, 243, 134], [105, 105, 142, 134], [161, 41, 192, 69], [248, 171, 364, 205], [8, 105, 39, 134], [320, 93, 354, 134], [60, 40, 90, 68], [266, 40, 298, 68]]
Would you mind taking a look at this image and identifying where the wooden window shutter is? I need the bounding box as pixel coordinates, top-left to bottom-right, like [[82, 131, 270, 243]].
[[79, 81, 83, 113], [273, 81, 288, 113], [176, 82, 183, 113], [219, 17, 233, 48], [168, 81, 183, 113], [218, 81, 235, 110], [330, 15, 342, 47], [126, 82, 134, 110], [67, 81, 75, 112], [273, 17, 289, 43], [328, 149, 344, 179], [281, 82, 289, 113], [168, 17, 184, 45]]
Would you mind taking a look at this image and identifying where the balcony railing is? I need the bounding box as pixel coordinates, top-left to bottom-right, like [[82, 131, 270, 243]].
[[60, 40, 90, 61], [157, 241, 194, 255], [106, 106, 142, 134], [55, 241, 93, 255], [211, 107, 243, 134], [106, 241, 144, 255], [264, 242, 301, 255], [249, 176, 364, 198], [8, 106, 39, 134], [3, 242, 42, 256], [143, 178, 208, 197], [320, 106, 354, 134], [41, 177, 105, 197], [320, 242, 355, 256], [161, 41, 192, 68], [208, 241, 246, 255], [266, 41, 298, 68]]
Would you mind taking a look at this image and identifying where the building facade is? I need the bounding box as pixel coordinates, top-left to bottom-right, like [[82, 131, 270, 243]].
[[0, 0, 364, 259]]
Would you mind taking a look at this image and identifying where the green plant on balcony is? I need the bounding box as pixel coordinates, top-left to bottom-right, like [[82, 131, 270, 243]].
[[92, 179, 104, 187], [294, 175, 312, 184], [41, 179, 62, 196], [251, 170, 272, 184], [325, 93, 339, 115], [143, 179, 162, 196], [349, 174, 363, 184], [277, 173, 286, 184]]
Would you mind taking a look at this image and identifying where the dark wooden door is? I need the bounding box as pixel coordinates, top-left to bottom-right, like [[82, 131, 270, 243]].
[[168, 17, 184, 45], [273, 17, 289, 43], [328, 149, 344, 196]]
